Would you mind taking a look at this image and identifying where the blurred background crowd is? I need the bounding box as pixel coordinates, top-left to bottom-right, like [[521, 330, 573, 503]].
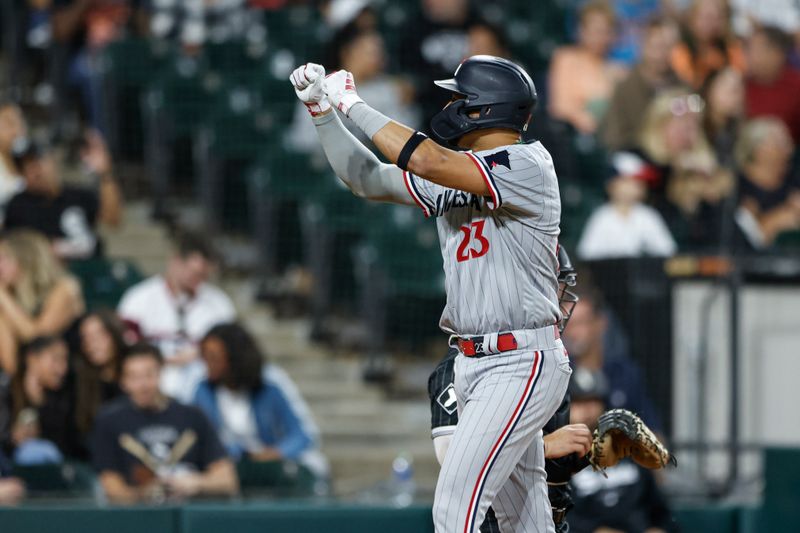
[[0, 0, 799, 531]]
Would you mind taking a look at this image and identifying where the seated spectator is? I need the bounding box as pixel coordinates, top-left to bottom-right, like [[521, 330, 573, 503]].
[[734, 118, 800, 248], [397, 0, 477, 120], [659, 159, 736, 251], [0, 101, 27, 224], [701, 67, 745, 165], [548, 0, 627, 135], [117, 232, 236, 403], [670, 0, 745, 90], [600, 16, 682, 151], [4, 132, 123, 259], [568, 367, 678, 533], [8, 336, 78, 462], [744, 25, 800, 143], [91, 344, 238, 504], [604, 0, 662, 66], [563, 288, 662, 433], [0, 230, 85, 376], [577, 152, 677, 260], [74, 310, 127, 450], [638, 89, 724, 188], [195, 323, 328, 479], [290, 25, 419, 152], [52, 0, 149, 129]]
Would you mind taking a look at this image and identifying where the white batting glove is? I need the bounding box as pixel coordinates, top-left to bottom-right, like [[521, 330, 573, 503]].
[[324, 70, 364, 116], [290, 63, 331, 117]]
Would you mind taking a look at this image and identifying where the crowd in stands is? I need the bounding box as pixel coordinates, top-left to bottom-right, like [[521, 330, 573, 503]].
[[1, 0, 800, 520], [0, 224, 326, 503]]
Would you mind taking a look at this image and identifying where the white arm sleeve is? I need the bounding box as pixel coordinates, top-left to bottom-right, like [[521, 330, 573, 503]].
[[433, 433, 454, 466], [311, 111, 414, 205]]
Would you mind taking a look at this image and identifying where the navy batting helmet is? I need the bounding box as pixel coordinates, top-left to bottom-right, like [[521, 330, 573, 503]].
[[430, 55, 538, 147]]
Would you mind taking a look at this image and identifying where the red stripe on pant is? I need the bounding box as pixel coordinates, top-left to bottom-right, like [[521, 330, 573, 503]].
[[462, 351, 542, 533]]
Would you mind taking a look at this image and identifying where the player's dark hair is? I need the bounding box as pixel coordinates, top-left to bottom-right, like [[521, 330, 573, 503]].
[[122, 342, 164, 368], [202, 323, 265, 392], [173, 230, 218, 262], [21, 335, 63, 358], [754, 24, 794, 56]]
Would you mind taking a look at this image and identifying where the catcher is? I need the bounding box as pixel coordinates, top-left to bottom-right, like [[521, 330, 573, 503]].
[[429, 247, 674, 532]]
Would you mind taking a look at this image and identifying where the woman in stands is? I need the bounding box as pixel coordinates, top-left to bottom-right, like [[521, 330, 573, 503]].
[[194, 323, 328, 481], [0, 229, 85, 375], [548, 0, 628, 135], [74, 310, 127, 451]]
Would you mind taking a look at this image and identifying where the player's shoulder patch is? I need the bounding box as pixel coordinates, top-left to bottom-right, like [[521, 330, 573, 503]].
[[482, 149, 511, 171], [436, 383, 458, 415]]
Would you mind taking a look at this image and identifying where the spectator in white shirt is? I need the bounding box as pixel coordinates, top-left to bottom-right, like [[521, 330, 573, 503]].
[[0, 101, 26, 224], [117, 232, 235, 403], [578, 152, 678, 260]]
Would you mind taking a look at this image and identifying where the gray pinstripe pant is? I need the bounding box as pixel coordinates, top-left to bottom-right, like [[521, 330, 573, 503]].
[[433, 333, 571, 533]]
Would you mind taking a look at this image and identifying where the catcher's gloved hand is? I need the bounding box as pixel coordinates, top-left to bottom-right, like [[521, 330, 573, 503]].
[[290, 63, 330, 117], [589, 408, 676, 475], [324, 70, 364, 116]]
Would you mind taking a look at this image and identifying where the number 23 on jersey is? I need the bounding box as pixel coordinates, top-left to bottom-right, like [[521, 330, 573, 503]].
[[457, 220, 490, 262]]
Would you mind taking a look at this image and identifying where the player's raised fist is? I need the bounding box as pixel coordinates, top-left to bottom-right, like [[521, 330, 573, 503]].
[[290, 63, 330, 116], [324, 70, 364, 116]]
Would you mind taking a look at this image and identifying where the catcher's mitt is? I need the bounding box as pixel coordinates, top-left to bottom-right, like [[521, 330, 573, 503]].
[[589, 408, 676, 474]]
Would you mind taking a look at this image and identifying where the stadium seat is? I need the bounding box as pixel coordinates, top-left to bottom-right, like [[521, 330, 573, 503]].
[[68, 257, 144, 311], [247, 148, 330, 278], [202, 41, 269, 84], [194, 88, 276, 232], [99, 38, 174, 161], [12, 462, 95, 498], [235, 458, 317, 498], [142, 58, 227, 214]]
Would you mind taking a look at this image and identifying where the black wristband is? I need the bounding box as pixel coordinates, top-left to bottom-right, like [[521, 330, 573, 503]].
[[397, 131, 428, 171]]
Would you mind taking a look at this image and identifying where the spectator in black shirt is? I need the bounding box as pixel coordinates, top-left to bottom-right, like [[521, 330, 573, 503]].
[[5, 131, 123, 259], [91, 343, 238, 504], [397, 0, 477, 120], [568, 367, 678, 533], [8, 336, 79, 461], [734, 117, 800, 248]]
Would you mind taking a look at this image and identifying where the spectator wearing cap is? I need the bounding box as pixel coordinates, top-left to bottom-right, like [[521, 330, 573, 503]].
[[0, 230, 85, 376], [563, 289, 663, 433], [744, 25, 800, 143], [548, 0, 628, 135], [0, 101, 27, 224], [577, 152, 676, 261], [567, 367, 678, 533], [735, 117, 800, 248], [600, 16, 683, 152], [4, 131, 123, 260], [117, 232, 236, 404]]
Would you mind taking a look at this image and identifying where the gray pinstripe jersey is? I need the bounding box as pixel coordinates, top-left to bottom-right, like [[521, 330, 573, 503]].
[[403, 141, 561, 336]]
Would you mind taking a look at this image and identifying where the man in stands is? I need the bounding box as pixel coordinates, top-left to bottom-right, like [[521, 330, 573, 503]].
[[91, 343, 238, 503], [117, 232, 235, 403]]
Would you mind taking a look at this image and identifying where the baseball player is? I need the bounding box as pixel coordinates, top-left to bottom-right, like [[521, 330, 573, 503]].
[[291, 55, 571, 532], [430, 246, 591, 533]]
